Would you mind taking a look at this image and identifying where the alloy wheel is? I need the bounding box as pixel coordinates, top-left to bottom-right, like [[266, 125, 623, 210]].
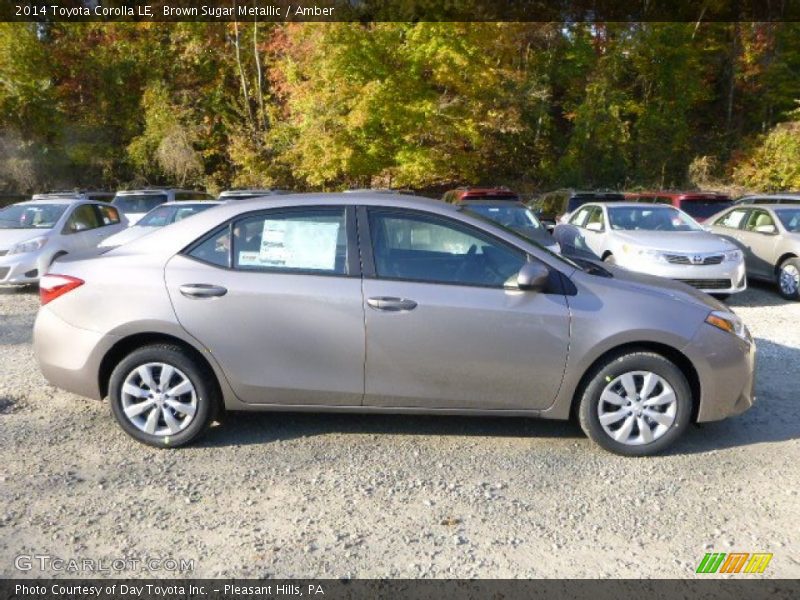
[[120, 362, 198, 436], [779, 264, 800, 297], [597, 370, 677, 446]]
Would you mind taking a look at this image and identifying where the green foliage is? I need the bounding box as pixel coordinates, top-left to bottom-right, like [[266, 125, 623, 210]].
[[732, 106, 800, 191], [2, 22, 800, 194]]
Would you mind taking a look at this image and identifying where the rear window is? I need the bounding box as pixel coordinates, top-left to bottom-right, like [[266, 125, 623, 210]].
[[679, 198, 733, 220], [112, 194, 167, 214], [567, 195, 624, 213]]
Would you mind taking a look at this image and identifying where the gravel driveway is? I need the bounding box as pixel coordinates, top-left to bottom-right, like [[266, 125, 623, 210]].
[[1, 283, 798, 578]]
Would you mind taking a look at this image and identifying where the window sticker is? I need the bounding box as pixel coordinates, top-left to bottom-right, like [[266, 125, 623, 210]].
[[238, 219, 340, 270]]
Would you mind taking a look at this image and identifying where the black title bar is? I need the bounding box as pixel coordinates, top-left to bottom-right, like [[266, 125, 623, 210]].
[[3, 0, 800, 22]]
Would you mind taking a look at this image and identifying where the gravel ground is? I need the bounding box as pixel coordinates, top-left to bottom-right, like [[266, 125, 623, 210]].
[[0, 283, 798, 579]]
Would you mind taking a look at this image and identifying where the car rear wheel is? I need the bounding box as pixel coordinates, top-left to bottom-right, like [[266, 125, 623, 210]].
[[578, 351, 692, 456], [778, 257, 800, 300], [108, 344, 218, 447]]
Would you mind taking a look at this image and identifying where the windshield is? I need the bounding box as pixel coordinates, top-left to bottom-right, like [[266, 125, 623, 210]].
[[112, 194, 167, 214], [465, 204, 543, 230], [776, 208, 800, 233], [0, 203, 68, 229], [608, 206, 701, 232], [138, 203, 213, 227], [679, 199, 733, 219]]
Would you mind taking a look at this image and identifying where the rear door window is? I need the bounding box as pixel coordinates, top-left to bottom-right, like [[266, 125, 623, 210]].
[[65, 204, 102, 233], [232, 208, 348, 275]]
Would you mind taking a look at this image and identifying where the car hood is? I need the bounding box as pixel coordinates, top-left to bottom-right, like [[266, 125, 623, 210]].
[[0, 229, 53, 250], [99, 226, 155, 248], [509, 226, 559, 249], [599, 261, 727, 312], [612, 230, 736, 253]]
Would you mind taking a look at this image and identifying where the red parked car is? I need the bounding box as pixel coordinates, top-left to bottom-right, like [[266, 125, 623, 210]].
[[442, 187, 519, 203], [625, 191, 733, 223]]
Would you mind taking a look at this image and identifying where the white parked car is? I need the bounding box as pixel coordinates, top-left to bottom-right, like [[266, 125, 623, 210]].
[[112, 189, 214, 224], [553, 202, 746, 296], [0, 198, 126, 285], [99, 201, 222, 249]]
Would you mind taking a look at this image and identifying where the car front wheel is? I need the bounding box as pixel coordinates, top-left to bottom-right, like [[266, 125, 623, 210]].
[[108, 344, 218, 447], [578, 351, 692, 456], [778, 257, 800, 300]]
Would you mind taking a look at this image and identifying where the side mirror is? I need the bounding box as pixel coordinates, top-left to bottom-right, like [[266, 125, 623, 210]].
[[507, 262, 549, 292]]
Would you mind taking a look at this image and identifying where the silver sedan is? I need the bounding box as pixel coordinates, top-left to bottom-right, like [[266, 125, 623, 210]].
[[34, 194, 756, 456], [707, 204, 800, 300], [554, 203, 746, 296], [0, 199, 127, 285]]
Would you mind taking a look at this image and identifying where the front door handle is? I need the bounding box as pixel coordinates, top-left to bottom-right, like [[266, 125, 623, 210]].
[[179, 284, 228, 299], [367, 296, 418, 311]]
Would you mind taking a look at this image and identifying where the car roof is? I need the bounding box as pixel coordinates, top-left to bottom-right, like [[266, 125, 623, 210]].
[[18, 198, 91, 206], [159, 200, 223, 206], [578, 201, 675, 209], [732, 203, 793, 210], [458, 199, 526, 207], [627, 191, 729, 199], [114, 189, 207, 195], [739, 193, 800, 199], [218, 189, 290, 196]]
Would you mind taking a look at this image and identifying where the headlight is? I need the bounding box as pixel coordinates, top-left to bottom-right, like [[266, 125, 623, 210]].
[[724, 249, 743, 262], [621, 244, 664, 262], [7, 236, 48, 255], [706, 310, 750, 342]]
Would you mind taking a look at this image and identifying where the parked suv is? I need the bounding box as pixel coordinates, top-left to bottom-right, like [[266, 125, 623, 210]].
[[112, 188, 214, 224], [34, 194, 755, 456], [442, 187, 519, 203], [33, 190, 115, 203], [531, 190, 626, 231], [627, 191, 732, 223], [218, 189, 291, 201], [734, 193, 800, 206]]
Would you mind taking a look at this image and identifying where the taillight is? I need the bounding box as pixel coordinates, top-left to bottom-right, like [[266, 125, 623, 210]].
[[39, 274, 84, 305]]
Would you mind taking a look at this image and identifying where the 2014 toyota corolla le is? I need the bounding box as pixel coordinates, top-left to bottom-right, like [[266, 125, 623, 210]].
[[33, 194, 756, 456]]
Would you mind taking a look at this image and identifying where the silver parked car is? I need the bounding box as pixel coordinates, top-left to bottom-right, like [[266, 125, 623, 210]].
[[707, 204, 800, 300], [99, 201, 222, 249], [34, 194, 755, 456], [0, 199, 126, 285], [553, 203, 746, 296], [112, 189, 214, 224]]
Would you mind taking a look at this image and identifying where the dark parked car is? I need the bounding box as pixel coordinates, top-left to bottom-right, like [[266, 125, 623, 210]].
[[455, 199, 559, 253], [530, 190, 626, 231], [626, 191, 733, 223]]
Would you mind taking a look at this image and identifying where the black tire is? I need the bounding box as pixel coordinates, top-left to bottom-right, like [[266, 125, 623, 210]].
[[108, 344, 219, 448], [711, 293, 730, 301], [577, 351, 692, 456], [777, 257, 800, 301]]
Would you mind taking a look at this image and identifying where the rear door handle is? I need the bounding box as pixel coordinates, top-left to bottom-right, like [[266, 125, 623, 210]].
[[179, 284, 228, 299], [367, 296, 418, 311]]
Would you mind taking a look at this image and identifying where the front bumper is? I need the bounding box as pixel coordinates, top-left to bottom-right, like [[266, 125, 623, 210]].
[[683, 323, 756, 422], [0, 250, 46, 285], [615, 256, 747, 294]]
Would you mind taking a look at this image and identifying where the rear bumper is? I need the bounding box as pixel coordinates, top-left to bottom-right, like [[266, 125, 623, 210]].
[[33, 306, 116, 400], [684, 323, 756, 422]]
